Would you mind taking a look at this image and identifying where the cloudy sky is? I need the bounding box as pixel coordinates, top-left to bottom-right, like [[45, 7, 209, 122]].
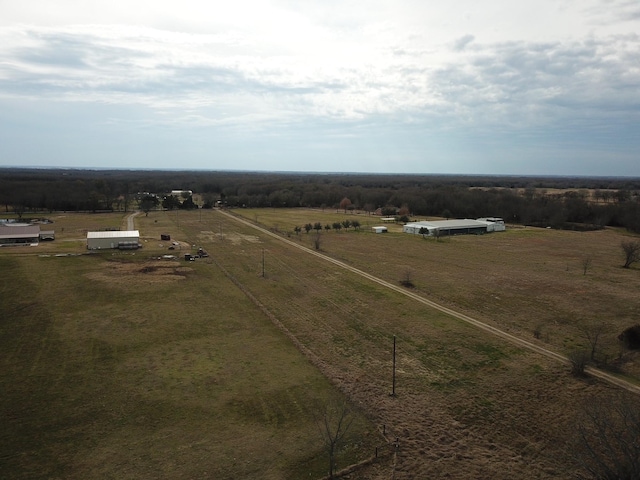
[[0, 1, 638, 176]]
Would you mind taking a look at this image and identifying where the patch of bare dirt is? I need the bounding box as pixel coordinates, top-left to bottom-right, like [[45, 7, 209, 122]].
[[85, 260, 193, 285], [198, 230, 261, 245]]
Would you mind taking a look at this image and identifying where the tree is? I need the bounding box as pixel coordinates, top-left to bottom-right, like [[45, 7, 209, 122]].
[[351, 220, 360, 230], [621, 240, 640, 268], [324, 224, 332, 232], [304, 223, 313, 234], [339, 197, 352, 213], [139, 195, 158, 216], [293, 225, 301, 235], [341, 220, 351, 231], [313, 222, 323, 232], [162, 195, 180, 210], [574, 393, 640, 479], [568, 350, 589, 376], [314, 232, 322, 250], [317, 399, 354, 479], [580, 322, 609, 361], [332, 222, 342, 232]]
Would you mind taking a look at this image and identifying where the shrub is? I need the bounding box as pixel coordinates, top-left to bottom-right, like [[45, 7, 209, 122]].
[[618, 325, 640, 350]]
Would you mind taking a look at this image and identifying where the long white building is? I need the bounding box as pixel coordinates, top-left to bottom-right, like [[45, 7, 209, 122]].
[[403, 218, 505, 236], [87, 230, 141, 250]]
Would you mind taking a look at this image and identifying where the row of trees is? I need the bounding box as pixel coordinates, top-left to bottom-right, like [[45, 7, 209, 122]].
[[2, 169, 639, 232], [294, 220, 362, 234]]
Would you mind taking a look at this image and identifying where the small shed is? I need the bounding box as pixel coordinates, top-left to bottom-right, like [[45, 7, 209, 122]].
[[87, 230, 141, 250], [39, 230, 55, 241], [372, 226, 388, 234]]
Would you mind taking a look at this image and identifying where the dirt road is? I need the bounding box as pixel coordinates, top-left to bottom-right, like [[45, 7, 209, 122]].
[[218, 208, 640, 395], [124, 211, 141, 231]]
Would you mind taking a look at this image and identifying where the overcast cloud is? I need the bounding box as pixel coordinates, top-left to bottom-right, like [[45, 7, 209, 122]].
[[0, 0, 638, 175]]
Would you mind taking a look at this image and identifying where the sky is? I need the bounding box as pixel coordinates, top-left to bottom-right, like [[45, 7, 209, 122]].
[[0, 0, 639, 176]]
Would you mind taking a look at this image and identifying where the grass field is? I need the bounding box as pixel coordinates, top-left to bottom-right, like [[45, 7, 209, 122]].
[[0, 212, 382, 479], [2, 208, 640, 479]]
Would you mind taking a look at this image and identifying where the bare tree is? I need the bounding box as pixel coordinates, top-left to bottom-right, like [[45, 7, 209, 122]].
[[574, 393, 640, 479], [580, 323, 609, 361], [569, 350, 589, 376], [339, 197, 352, 213], [400, 268, 414, 288], [621, 240, 640, 269], [317, 399, 354, 479]]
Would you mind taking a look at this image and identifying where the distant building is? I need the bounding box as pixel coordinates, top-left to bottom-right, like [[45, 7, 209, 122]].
[[403, 218, 505, 236], [372, 226, 388, 233], [170, 190, 193, 197], [0, 224, 40, 246], [87, 230, 141, 250]]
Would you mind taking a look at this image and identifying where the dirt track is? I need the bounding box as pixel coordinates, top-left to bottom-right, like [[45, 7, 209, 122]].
[[218, 209, 640, 395]]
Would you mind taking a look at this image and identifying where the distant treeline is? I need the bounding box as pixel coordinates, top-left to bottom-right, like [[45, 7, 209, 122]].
[[1, 168, 639, 232]]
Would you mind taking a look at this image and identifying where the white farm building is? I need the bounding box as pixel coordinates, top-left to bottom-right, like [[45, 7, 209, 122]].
[[87, 230, 141, 250], [403, 218, 505, 237]]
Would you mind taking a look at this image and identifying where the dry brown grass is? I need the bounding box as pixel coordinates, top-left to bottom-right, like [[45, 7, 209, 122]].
[[4, 209, 640, 479], [215, 207, 640, 478]]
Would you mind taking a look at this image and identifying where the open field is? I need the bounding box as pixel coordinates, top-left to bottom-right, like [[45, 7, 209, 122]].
[[0, 212, 383, 479], [233, 208, 640, 376], [3, 208, 640, 479]]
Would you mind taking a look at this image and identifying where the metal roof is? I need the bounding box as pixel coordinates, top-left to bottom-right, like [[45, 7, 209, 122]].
[[0, 225, 40, 239], [87, 230, 139, 239], [405, 219, 490, 229]]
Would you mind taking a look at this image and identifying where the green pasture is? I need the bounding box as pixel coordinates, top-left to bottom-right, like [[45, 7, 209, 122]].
[[0, 214, 380, 479]]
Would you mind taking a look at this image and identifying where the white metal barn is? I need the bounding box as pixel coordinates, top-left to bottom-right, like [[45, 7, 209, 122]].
[[372, 226, 388, 233], [477, 217, 506, 232], [403, 218, 505, 237], [86, 230, 140, 250]]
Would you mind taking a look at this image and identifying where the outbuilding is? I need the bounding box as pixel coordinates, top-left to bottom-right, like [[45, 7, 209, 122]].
[[0, 224, 40, 246], [372, 226, 388, 234], [87, 230, 141, 250], [403, 218, 505, 237]]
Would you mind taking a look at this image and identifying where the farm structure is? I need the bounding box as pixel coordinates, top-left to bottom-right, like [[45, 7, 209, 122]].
[[86, 230, 141, 250], [0, 224, 41, 246], [372, 226, 388, 233], [403, 218, 505, 237]]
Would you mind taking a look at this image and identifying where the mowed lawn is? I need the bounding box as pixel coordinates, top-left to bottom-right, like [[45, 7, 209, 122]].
[[0, 212, 380, 479]]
